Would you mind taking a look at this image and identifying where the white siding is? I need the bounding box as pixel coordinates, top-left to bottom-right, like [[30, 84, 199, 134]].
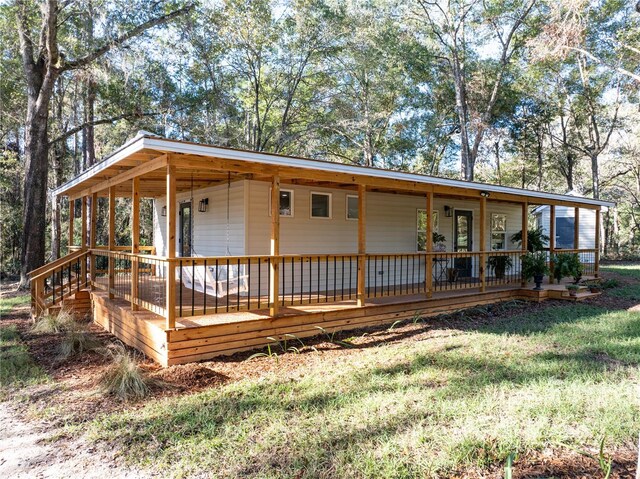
[[153, 180, 246, 257], [533, 206, 596, 249], [245, 180, 523, 255]]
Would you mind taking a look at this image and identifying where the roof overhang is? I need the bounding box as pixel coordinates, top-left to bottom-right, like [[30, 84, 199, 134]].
[[54, 135, 616, 209]]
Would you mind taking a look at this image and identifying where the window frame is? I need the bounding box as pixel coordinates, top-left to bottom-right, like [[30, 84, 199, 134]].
[[416, 209, 439, 251], [310, 191, 332, 219], [490, 213, 507, 251], [346, 194, 359, 220], [268, 188, 294, 217]]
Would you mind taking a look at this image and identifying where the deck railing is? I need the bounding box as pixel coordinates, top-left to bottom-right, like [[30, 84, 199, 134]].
[[78, 248, 599, 323], [29, 250, 90, 318]]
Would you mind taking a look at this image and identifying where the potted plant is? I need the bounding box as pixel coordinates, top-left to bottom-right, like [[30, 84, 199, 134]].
[[585, 280, 602, 293], [552, 252, 581, 284], [487, 255, 513, 280], [566, 284, 580, 297], [432, 232, 446, 252], [521, 251, 549, 290], [510, 227, 550, 252]]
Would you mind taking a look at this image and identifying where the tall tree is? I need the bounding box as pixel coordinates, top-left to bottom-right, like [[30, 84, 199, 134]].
[[415, 0, 537, 180], [14, 0, 191, 287]]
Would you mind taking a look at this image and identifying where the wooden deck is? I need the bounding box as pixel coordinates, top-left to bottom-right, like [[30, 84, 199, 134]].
[[90, 278, 603, 366]]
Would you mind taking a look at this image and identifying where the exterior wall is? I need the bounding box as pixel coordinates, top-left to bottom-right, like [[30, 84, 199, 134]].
[[245, 180, 523, 255], [153, 180, 246, 257], [152, 179, 525, 257], [534, 206, 596, 249]]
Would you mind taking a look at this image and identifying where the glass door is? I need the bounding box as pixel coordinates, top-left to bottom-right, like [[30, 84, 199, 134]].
[[454, 210, 473, 277], [179, 202, 192, 257]]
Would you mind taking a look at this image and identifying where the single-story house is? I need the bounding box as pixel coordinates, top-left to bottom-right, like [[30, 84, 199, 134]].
[[29, 132, 614, 366]]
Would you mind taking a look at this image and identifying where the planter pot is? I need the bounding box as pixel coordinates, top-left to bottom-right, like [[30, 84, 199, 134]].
[[533, 274, 544, 291], [568, 290, 578, 297], [589, 287, 601, 293], [494, 266, 506, 280]]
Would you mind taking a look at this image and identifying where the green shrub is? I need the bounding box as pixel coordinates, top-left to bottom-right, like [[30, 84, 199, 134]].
[[521, 251, 549, 281], [552, 253, 582, 283]]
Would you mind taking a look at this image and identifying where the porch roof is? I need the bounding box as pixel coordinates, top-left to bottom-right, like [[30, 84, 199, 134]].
[[53, 132, 614, 209]]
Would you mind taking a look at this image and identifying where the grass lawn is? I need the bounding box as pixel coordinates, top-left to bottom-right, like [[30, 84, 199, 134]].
[[0, 294, 31, 316], [80, 264, 640, 478]]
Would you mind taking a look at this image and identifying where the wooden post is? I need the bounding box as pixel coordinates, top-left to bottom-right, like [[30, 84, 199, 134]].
[[166, 164, 177, 329], [89, 192, 97, 288], [80, 196, 87, 283], [269, 176, 281, 316], [595, 207, 601, 278], [68, 198, 75, 250], [521, 201, 528, 287], [549, 205, 556, 284], [574, 207, 580, 249], [357, 184, 367, 307], [108, 186, 115, 299], [131, 177, 140, 311], [425, 191, 433, 298], [479, 196, 487, 293]]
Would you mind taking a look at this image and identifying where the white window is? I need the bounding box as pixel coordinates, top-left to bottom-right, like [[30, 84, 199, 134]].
[[491, 213, 507, 250], [310, 192, 331, 219], [269, 188, 294, 217], [417, 209, 439, 251], [346, 195, 358, 220]]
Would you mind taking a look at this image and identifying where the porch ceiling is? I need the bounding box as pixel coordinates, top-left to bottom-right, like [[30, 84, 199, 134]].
[[54, 134, 614, 209]]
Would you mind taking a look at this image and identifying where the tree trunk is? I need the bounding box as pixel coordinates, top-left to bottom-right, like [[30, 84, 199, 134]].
[[590, 153, 600, 199]]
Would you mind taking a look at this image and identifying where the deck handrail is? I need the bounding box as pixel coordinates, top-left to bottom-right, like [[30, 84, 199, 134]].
[[29, 249, 87, 280]]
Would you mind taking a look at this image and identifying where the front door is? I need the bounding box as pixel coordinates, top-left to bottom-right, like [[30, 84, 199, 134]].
[[179, 202, 192, 257], [454, 210, 473, 277]]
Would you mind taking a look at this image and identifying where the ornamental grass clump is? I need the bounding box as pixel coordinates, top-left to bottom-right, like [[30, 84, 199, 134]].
[[31, 307, 75, 334], [99, 344, 155, 401], [57, 322, 101, 360]]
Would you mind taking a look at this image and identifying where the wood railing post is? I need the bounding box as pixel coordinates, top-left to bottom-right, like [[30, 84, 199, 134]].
[[269, 176, 280, 316], [574, 207, 580, 250], [425, 191, 433, 298], [595, 207, 601, 278], [357, 184, 367, 307], [166, 163, 177, 329], [80, 196, 87, 284], [479, 196, 487, 292], [68, 198, 74, 252], [131, 177, 140, 311], [89, 192, 97, 288], [549, 204, 555, 284], [521, 201, 528, 287], [108, 186, 116, 299]]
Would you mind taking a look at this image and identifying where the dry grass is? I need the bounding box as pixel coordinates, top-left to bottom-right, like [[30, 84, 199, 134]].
[[98, 344, 158, 401]]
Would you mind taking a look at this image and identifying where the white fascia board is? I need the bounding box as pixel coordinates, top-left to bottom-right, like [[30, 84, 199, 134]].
[[141, 137, 616, 208], [53, 136, 146, 197]]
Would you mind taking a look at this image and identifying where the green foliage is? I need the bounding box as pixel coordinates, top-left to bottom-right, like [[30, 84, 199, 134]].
[[521, 251, 549, 280], [0, 294, 30, 316], [510, 227, 549, 253], [552, 253, 582, 283], [0, 325, 46, 389], [487, 255, 513, 277]]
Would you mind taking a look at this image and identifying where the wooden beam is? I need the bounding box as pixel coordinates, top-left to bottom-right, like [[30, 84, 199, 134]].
[[80, 196, 87, 281], [479, 197, 487, 293], [108, 186, 115, 299], [69, 154, 168, 200], [89, 193, 98, 287], [549, 205, 555, 284], [269, 176, 281, 317], [425, 192, 433, 298], [574, 207, 580, 249], [166, 164, 177, 329], [357, 185, 367, 307], [68, 198, 74, 250], [521, 201, 528, 287], [595, 208, 601, 277], [131, 177, 140, 311]]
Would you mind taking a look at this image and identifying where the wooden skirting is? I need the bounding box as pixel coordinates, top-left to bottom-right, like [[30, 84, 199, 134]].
[[91, 288, 546, 367]]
